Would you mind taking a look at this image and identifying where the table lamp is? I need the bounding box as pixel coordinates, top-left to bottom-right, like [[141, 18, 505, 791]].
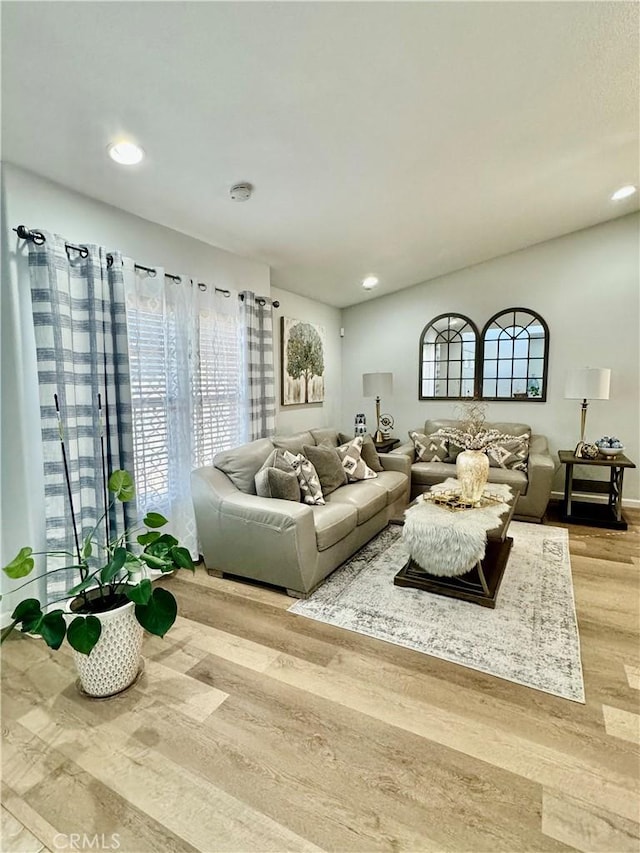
[[363, 372, 393, 443], [564, 367, 611, 457]]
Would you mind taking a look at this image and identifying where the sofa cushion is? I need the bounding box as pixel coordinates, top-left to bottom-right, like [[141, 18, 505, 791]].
[[325, 481, 387, 524], [336, 436, 378, 482], [310, 427, 340, 447], [412, 461, 457, 487], [311, 503, 358, 551], [409, 430, 448, 462], [214, 437, 275, 494], [254, 467, 301, 502], [273, 431, 316, 455], [283, 451, 325, 505], [411, 460, 528, 494], [488, 421, 531, 438], [370, 470, 407, 505], [486, 434, 530, 471], [302, 444, 348, 496], [339, 432, 383, 472], [486, 467, 528, 493]]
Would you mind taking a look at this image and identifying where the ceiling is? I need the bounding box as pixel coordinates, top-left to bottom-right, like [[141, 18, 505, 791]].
[[2, 2, 638, 308]]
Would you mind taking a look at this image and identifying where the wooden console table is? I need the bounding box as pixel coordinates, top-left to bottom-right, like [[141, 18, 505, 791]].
[[373, 437, 400, 453], [558, 450, 636, 530]]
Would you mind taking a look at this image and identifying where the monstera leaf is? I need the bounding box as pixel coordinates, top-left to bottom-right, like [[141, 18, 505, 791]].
[[107, 470, 135, 502], [3, 547, 35, 579], [135, 588, 177, 637]]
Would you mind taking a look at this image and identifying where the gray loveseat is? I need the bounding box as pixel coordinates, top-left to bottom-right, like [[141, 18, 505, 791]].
[[391, 418, 554, 522], [191, 427, 411, 597]]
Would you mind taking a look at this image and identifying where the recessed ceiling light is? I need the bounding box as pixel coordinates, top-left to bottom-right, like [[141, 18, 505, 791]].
[[108, 141, 144, 166], [362, 276, 379, 290], [611, 185, 637, 201]]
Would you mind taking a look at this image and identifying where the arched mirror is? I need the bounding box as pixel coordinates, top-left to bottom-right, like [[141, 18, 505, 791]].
[[480, 308, 549, 401], [419, 313, 479, 399]]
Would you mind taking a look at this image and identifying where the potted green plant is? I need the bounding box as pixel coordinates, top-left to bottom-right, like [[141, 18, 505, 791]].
[[1, 469, 194, 697]]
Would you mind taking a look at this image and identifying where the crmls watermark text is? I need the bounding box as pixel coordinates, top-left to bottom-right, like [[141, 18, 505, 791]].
[[53, 834, 121, 850]]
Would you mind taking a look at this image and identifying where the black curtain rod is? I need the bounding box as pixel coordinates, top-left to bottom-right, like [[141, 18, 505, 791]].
[[13, 226, 279, 308]]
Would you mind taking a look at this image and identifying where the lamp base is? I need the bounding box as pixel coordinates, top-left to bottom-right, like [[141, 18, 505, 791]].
[[373, 429, 384, 443]]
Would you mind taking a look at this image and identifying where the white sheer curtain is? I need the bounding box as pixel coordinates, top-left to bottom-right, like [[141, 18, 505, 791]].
[[192, 282, 245, 467], [123, 262, 246, 557]]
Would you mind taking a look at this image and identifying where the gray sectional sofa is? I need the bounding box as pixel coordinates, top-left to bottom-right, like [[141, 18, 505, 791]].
[[391, 418, 554, 522], [191, 427, 411, 597]]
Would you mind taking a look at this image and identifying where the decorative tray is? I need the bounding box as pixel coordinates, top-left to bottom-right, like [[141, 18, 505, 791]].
[[420, 489, 506, 512]]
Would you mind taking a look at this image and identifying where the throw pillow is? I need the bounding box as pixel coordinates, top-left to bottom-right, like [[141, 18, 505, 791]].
[[445, 441, 464, 463], [254, 467, 301, 502], [408, 430, 449, 463], [302, 444, 348, 496], [282, 451, 325, 505], [486, 434, 530, 471], [259, 448, 297, 474], [336, 436, 378, 482], [338, 432, 384, 472], [361, 434, 384, 473]]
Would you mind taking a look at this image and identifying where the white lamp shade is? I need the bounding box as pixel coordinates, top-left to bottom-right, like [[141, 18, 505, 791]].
[[363, 372, 393, 397], [564, 368, 611, 400]]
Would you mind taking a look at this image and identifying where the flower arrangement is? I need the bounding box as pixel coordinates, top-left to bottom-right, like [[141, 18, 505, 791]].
[[435, 400, 514, 452]]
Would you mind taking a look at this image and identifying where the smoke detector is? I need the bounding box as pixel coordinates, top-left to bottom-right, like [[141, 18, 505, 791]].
[[230, 182, 253, 202]]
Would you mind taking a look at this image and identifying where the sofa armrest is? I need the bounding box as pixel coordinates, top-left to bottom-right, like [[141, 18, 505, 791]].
[[518, 440, 555, 520], [191, 467, 319, 592], [389, 442, 415, 461], [380, 453, 412, 477], [527, 449, 555, 483]]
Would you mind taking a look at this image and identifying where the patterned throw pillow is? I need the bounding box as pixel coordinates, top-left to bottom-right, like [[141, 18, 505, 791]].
[[408, 431, 449, 463], [337, 432, 384, 473], [336, 436, 378, 482], [486, 434, 530, 471], [282, 451, 325, 505], [444, 440, 464, 463]]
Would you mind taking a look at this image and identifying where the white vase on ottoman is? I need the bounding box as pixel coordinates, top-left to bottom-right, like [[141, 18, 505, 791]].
[[456, 449, 489, 504]]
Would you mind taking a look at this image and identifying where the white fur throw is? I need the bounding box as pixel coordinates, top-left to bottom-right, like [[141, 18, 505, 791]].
[[401, 479, 512, 577]]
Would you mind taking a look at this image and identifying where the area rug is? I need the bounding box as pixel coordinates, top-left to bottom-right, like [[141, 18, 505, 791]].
[[289, 522, 585, 702]]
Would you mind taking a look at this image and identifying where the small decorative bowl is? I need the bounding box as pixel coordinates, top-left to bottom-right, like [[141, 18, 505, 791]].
[[598, 445, 625, 458]]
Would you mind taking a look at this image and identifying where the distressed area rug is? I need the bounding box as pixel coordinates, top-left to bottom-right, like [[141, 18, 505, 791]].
[[289, 522, 585, 702]]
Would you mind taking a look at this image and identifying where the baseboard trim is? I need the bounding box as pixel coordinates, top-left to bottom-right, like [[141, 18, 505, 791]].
[[550, 490, 640, 509]]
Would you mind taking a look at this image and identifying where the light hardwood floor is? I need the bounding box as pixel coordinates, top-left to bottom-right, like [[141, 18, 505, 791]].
[[2, 507, 639, 853]]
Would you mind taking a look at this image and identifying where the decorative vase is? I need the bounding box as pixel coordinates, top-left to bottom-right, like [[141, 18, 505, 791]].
[[68, 593, 143, 698], [456, 449, 489, 504]]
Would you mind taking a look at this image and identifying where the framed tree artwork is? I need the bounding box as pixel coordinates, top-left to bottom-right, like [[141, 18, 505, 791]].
[[281, 316, 325, 405]]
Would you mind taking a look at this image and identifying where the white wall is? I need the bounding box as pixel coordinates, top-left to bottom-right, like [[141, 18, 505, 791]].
[[0, 162, 271, 617], [1, 163, 270, 292], [272, 286, 343, 435], [341, 213, 640, 501]]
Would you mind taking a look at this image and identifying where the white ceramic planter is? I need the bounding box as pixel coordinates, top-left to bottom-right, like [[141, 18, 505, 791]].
[[69, 595, 143, 698], [456, 449, 489, 504]]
